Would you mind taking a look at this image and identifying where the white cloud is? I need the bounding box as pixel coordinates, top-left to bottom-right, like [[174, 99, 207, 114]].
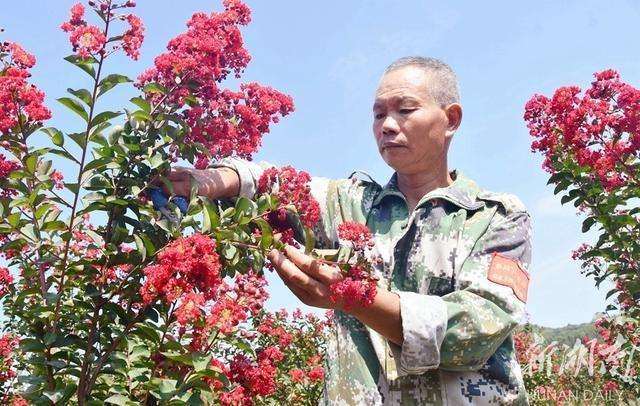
[[533, 193, 576, 217]]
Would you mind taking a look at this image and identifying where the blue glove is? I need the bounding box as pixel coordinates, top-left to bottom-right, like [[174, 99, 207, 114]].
[[149, 187, 188, 215]]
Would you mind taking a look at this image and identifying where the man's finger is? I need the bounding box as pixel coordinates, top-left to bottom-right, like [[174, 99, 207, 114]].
[[282, 279, 312, 305], [267, 249, 327, 296], [284, 245, 341, 285], [165, 166, 190, 181]]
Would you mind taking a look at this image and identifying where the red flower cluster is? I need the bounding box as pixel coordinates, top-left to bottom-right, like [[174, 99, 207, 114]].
[[256, 312, 294, 348], [330, 221, 378, 310], [2, 43, 36, 69], [61, 4, 106, 58], [257, 166, 320, 244], [0, 155, 20, 198], [141, 233, 222, 305], [227, 347, 282, 399], [50, 170, 64, 190], [337, 221, 374, 251], [0, 267, 13, 298], [192, 271, 269, 338], [10, 397, 28, 406], [212, 309, 329, 403], [141, 236, 267, 352], [122, 14, 144, 60], [0, 333, 18, 383], [137, 0, 294, 165], [329, 264, 378, 310], [0, 43, 51, 135], [288, 364, 324, 384], [524, 69, 640, 190], [61, 2, 144, 60], [187, 83, 294, 167]]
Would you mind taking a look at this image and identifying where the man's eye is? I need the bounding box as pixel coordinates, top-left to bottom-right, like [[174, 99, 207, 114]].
[[374, 113, 385, 119], [399, 108, 416, 114]]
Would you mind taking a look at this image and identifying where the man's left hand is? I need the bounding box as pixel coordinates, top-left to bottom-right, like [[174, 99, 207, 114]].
[[267, 245, 343, 310]]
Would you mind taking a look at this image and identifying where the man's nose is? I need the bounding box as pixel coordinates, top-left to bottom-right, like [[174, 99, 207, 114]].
[[381, 115, 399, 136]]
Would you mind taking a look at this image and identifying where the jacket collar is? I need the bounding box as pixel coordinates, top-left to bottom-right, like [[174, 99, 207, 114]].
[[371, 169, 484, 211]]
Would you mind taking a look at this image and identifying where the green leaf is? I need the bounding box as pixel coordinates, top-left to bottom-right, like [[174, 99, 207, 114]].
[[130, 97, 151, 113], [57, 97, 89, 121], [142, 82, 168, 95], [553, 179, 571, 195], [41, 127, 64, 147], [582, 217, 597, 233], [21, 223, 36, 240], [25, 154, 38, 174], [67, 88, 93, 107], [152, 377, 177, 399], [254, 218, 273, 250], [230, 337, 255, 357], [133, 234, 147, 262], [233, 197, 256, 223], [147, 153, 164, 169], [202, 199, 220, 233], [192, 353, 211, 372], [44, 332, 57, 346], [49, 148, 80, 164], [34, 203, 53, 220], [130, 109, 151, 121], [64, 55, 96, 79], [221, 243, 237, 260], [140, 234, 156, 256], [98, 74, 132, 97], [20, 338, 45, 352], [68, 132, 88, 149], [92, 111, 123, 127], [105, 394, 135, 406], [37, 159, 53, 177], [7, 212, 21, 228], [304, 226, 315, 254], [66, 182, 79, 194], [546, 172, 565, 185], [560, 193, 574, 205], [83, 157, 112, 172], [42, 220, 67, 232]]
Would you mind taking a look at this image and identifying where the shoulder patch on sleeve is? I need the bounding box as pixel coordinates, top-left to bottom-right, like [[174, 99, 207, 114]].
[[487, 253, 530, 302], [477, 191, 527, 214]]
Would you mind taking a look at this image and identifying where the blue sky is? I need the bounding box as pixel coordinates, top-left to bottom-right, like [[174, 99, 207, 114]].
[[3, 0, 639, 327]]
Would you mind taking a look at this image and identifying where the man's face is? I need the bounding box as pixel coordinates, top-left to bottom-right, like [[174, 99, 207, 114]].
[[373, 66, 453, 174]]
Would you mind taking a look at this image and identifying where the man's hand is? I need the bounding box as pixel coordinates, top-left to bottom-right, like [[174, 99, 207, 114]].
[[154, 166, 240, 200], [268, 244, 404, 346], [267, 245, 343, 310]]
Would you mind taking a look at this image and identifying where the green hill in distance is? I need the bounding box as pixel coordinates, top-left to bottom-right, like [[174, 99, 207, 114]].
[[518, 315, 602, 347]]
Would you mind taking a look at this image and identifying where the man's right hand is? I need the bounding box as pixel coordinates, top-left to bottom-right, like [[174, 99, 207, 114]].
[[154, 166, 241, 201]]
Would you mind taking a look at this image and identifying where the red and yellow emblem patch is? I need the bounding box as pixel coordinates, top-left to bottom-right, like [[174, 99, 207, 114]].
[[487, 253, 530, 302]]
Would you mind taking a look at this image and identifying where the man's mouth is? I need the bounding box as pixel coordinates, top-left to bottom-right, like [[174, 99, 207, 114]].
[[381, 142, 406, 150]]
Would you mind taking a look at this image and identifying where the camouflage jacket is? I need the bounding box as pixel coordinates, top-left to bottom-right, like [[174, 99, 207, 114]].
[[213, 158, 533, 405]]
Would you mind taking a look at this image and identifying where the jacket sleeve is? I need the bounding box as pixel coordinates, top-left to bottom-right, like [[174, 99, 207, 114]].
[[209, 157, 274, 200], [390, 208, 532, 375]]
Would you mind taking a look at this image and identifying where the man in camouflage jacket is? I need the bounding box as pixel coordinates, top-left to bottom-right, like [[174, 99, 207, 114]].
[[167, 56, 533, 405]]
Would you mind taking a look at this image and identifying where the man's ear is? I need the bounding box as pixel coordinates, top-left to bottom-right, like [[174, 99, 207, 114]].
[[444, 103, 462, 137]]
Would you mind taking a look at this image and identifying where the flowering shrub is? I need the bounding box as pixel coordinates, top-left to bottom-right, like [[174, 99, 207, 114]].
[[0, 0, 380, 403], [524, 70, 640, 399]]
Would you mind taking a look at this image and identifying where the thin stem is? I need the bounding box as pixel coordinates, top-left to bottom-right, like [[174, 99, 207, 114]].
[[52, 4, 114, 332], [143, 304, 176, 404], [84, 305, 150, 398], [76, 304, 102, 404], [15, 106, 49, 299]]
